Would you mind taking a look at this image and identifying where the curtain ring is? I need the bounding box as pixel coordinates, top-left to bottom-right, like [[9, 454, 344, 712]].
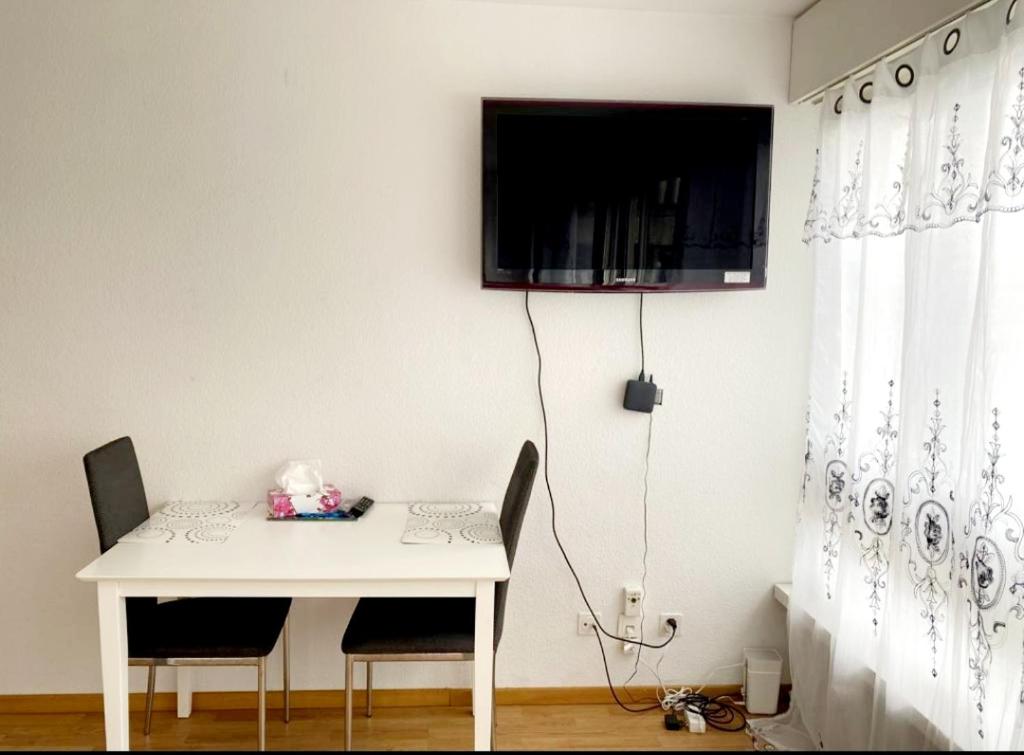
[[943, 28, 960, 55], [834, 95, 844, 115], [858, 81, 874, 103], [1009, 0, 1018, 25], [895, 64, 915, 88]]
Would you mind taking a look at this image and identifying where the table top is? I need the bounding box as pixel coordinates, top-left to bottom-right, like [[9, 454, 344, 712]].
[[76, 502, 511, 584]]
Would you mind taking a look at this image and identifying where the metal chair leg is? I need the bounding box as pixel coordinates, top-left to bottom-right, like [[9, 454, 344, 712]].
[[258, 657, 267, 751], [283, 617, 291, 723], [491, 654, 497, 750], [144, 665, 156, 736], [366, 661, 373, 718], [345, 655, 354, 751]]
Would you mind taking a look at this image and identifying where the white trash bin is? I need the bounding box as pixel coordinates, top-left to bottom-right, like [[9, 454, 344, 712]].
[[742, 648, 783, 714]]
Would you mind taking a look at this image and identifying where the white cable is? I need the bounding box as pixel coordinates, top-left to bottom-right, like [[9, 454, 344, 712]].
[[655, 661, 747, 710], [692, 661, 745, 695], [622, 412, 654, 694], [636, 653, 670, 700]]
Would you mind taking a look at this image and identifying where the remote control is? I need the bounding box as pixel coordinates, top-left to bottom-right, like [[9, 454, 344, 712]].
[[350, 497, 374, 519]]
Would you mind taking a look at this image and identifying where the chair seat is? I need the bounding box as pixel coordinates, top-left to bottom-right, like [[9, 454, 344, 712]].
[[342, 598, 484, 655], [128, 597, 292, 659]]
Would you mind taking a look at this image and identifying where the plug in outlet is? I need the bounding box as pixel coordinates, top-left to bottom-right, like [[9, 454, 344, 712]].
[[659, 612, 683, 637], [623, 586, 643, 617], [577, 611, 602, 636], [618, 614, 640, 654]]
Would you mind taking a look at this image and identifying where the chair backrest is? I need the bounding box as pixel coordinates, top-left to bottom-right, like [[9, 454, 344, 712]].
[[494, 440, 539, 647], [83, 437, 151, 553]]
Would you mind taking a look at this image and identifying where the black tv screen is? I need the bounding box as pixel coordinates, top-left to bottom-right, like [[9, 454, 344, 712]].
[[482, 99, 773, 292]]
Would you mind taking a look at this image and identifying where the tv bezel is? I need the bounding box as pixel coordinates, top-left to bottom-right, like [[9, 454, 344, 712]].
[[481, 98, 773, 293]]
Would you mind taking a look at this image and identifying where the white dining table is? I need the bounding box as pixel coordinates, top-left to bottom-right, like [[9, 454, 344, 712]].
[[75, 502, 510, 751]]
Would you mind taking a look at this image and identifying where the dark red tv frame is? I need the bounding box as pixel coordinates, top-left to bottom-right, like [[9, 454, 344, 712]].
[[481, 98, 774, 293]]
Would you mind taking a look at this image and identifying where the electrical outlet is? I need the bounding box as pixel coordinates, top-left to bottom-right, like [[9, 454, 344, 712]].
[[659, 612, 683, 637], [618, 614, 640, 653], [623, 586, 643, 617], [577, 610, 602, 636]]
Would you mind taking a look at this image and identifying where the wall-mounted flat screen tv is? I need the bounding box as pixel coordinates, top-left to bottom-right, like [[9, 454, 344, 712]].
[[482, 99, 773, 292]]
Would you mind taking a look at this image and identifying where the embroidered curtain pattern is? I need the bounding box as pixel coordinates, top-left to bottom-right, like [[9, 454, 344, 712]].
[[751, 0, 1024, 749]]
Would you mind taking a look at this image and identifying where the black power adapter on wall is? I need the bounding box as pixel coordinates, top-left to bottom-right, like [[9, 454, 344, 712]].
[[623, 373, 663, 413], [623, 293, 663, 413]]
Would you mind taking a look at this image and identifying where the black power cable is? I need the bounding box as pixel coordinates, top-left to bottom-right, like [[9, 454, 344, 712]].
[[622, 295, 653, 700], [592, 625, 664, 713], [523, 291, 676, 653], [639, 292, 646, 379]]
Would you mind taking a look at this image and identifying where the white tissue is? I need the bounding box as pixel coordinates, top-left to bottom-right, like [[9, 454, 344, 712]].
[[275, 459, 324, 495]]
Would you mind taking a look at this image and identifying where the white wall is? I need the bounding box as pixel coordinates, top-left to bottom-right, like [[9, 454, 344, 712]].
[[789, 0, 975, 101], [0, 0, 818, 695]]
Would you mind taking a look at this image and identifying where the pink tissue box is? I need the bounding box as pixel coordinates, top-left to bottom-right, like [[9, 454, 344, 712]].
[[267, 485, 343, 518]]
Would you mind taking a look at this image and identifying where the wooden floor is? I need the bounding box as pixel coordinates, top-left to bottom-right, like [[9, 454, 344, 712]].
[[0, 704, 755, 751]]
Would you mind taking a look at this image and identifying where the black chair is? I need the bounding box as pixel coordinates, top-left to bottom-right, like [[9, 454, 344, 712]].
[[83, 437, 292, 751], [340, 440, 538, 751]]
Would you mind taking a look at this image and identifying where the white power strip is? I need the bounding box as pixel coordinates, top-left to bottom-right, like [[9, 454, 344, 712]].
[[684, 710, 706, 734]]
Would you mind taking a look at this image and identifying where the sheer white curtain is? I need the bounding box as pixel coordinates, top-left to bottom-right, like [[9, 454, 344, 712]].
[[751, 0, 1024, 749]]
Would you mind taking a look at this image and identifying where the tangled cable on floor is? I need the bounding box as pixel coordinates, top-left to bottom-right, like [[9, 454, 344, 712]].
[[640, 655, 749, 732], [660, 689, 748, 732]]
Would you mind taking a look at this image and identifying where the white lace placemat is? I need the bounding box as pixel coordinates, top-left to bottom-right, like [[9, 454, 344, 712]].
[[118, 500, 258, 545], [400, 502, 503, 545]]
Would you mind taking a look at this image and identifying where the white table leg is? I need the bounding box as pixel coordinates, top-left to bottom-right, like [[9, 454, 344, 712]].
[[177, 668, 193, 718], [98, 582, 130, 751], [473, 580, 495, 751]]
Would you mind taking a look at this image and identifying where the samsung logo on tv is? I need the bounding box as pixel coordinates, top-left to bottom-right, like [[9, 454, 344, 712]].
[[614, 277, 637, 283]]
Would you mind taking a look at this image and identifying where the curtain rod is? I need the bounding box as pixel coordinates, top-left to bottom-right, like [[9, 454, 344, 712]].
[[796, 0, 997, 104]]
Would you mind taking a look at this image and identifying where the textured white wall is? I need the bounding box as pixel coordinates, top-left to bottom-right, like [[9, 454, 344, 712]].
[[0, 0, 817, 695]]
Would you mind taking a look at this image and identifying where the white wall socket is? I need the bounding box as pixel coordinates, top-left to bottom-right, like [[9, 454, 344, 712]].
[[618, 614, 640, 654], [623, 586, 643, 617], [659, 612, 683, 637], [577, 610, 602, 636]]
